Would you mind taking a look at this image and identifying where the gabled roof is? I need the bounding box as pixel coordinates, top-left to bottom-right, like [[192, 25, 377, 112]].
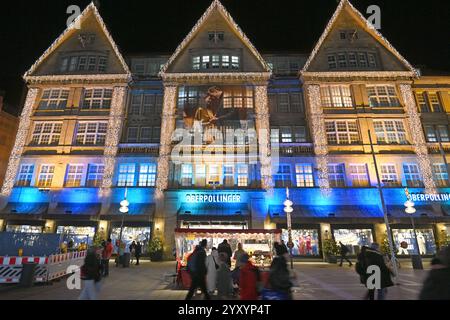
[[160, 0, 271, 74], [302, 0, 416, 74], [24, 2, 130, 78]]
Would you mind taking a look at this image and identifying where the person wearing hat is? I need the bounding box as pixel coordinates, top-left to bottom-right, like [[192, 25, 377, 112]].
[[239, 254, 260, 300]]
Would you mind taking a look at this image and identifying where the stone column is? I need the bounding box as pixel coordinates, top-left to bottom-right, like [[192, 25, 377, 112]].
[[101, 86, 128, 196], [1, 87, 39, 197], [305, 84, 330, 197], [400, 84, 436, 194], [254, 85, 273, 191]]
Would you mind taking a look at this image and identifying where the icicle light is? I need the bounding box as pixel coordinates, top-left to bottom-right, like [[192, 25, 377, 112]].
[[155, 85, 177, 199], [400, 84, 436, 194], [1, 88, 39, 196], [306, 85, 331, 197], [101, 86, 127, 192], [255, 85, 273, 191]]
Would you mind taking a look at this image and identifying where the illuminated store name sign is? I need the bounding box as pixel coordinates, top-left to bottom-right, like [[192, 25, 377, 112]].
[[410, 192, 450, 202], [185, 194, 241, 203]]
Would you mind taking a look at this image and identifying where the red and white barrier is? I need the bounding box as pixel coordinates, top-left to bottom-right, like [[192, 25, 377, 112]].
[[0, 251, 87, 284]]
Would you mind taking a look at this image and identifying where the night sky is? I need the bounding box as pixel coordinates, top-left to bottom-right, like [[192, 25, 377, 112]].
[[0, 0, 449, 115]]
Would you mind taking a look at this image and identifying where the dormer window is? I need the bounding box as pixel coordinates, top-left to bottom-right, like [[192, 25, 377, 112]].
[[191, 54, 240, 71], [59, 53, 108, 73], [327, 51, 378, 70], [208, 31, 224, 43]]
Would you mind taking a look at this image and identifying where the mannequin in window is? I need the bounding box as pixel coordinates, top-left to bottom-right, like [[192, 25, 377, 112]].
[[417, 231, 427, 255]]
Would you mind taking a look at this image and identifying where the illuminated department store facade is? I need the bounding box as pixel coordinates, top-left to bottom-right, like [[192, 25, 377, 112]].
[[1, 0, 450, 259]]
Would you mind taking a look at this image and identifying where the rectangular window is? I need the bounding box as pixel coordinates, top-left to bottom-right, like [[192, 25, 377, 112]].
[[212, 55, 220, 68], [289, 93, 303, 113], [367, 85, 400, 107], [130, 94, 142, 115], [437, 125, 450, 142], [207, 165, 221, 186], [293, 126, 307, 142], [178, 87, 200, 109], [433, 163, 448, 187], [222, 87, 254, 109], [221, 55, 230, 68], [138, 163, 156, 187], [195, 164, 206, 187], [192, 56, 200, 70], [117, 164, 136, 187], [82, 88, 112, 109], [16, 164, 34, 186], [75, 122, 108, 145], [31, 122, 62, 145], [416, 92, 429, 113], [280, 126, 292, 143], [349, 164, 369, 187], [86, 164, 104, 187], [295, 164, 314, 187], [373, 120, 407, 144], [381, 164, 399, 186], [237, 164, 248, 187], [403, 163, 422, 187], [98, 57, 107, 72], [38, 89, 69, 110], [223, 165, 234, 187], [368, 53, 377, 68], [358, 53, 368, 67], [274, 164, 292, 187], [88, 56, 97, 71], [424, 125, 437, 142], [348, 52, 357, 67], [429, 93, 443, 112], [338, 53, 347, 68], [140, 127, 152, 143], [328, 164, 346, 187], [320, 85, 353, 107], [151, 127, 161, 143], [278, 93, 289, 112], [37, 165, 55, 188], [65, 164, 84, 187], [127, 127, 139, 143], [202, 56, 210, 69], [325, 120, 359, 144], [231, 56, 240, 69], [181, 164, 193, 187], [327, 55, 337, 69]]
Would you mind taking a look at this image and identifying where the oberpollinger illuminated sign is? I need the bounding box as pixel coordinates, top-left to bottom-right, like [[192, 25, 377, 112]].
[[410, 192, 450, 202], [185, 193, 241, 203]]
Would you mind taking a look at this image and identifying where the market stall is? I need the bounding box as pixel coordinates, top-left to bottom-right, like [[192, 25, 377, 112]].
[[174, 228, 281, 289]]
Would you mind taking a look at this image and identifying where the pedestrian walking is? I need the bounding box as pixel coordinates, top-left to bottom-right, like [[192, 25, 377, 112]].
[[218, 239, 233, 267], [129, 241, 136, 264], [135, 241, 142, 265], [205, 247, 219, 294], [217, 252, 233, 299], [185, 239, 210, 300], [265, 243, 293, 300], [239, 254, 260, 300], [231, 243, 246, 288], [102, 238, 114, 277], [358, 243, 394, 300], [79, 249, 102, 300], [419, 245, 450, 300], [338, 241, 353, 267]]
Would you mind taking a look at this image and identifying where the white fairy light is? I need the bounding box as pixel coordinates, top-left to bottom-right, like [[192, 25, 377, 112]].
[[101, 86, 128, 191], [254, 85, 273, 191], [306, 85, 330, 197], [400, 84, 436, 194], [161, 73, 271, 83], [155, 85, 178, 197], [1, 88, 39, 196]]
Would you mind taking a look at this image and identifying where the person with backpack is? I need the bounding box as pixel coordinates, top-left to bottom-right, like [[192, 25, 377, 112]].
[[239, 253, 260, 300], [338, 241, 353, 267], [205, 247, 219, 294], [185, 239, 210, 300]]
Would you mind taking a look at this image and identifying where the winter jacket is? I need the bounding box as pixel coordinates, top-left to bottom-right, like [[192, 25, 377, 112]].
[[193, 247, 208, 276], [102, 243, 113, 259], [239, 261, 260, 300], [419, 267, 450, 300], [269, 256, 293, 297], [360, 248, 394, 289]]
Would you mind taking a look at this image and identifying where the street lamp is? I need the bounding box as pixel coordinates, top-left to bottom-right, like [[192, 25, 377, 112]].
[[404, 188, 424, 270], [117, 187, 129, 264], [284, 187, 294, 269]]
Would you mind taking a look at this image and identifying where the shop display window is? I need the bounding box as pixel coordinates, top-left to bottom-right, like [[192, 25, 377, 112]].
[[6, 225, 43, 233], [393, 228, 436, 255], [56, 226, 96, 247], [111, 227, 151, 254], [333, 229, 373, 255], [281, 229, 320, 256]]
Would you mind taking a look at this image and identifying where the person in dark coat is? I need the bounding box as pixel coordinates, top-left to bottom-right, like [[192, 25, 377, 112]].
[[134, 242, 142, 265], [339, 241, 353, 267], [419, 245, 450, 300], [218, 239, 233, 267], [185, 239, 210, 300], [266, 243, 293, 300], [360, 243, 394, 300], [79, 249, 102, 300]]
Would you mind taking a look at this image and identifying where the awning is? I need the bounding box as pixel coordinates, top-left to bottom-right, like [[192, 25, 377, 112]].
[[0, 202, 48, 215], [178, 202, 249, 217], [51, 203, 101, 216], [386, 205, 442, 218], [107, 203, 155, 216], [269, 205, 383, 220]]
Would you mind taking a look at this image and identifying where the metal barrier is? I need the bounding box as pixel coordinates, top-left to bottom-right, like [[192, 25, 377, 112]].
[[0, 251, 87, 284]]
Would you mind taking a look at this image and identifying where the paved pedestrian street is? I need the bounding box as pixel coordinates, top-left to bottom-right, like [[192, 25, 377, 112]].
[[0, 260, 429, 300]]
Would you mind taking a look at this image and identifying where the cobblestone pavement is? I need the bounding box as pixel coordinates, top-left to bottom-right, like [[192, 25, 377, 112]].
[[0, 260, 429, 300]]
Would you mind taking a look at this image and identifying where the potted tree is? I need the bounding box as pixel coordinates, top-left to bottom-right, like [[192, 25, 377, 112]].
[[323, 238, 339, 263], [148, 237, 164, 262]]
